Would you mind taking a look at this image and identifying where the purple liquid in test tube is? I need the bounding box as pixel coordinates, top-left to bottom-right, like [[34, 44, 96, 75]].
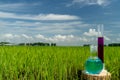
[[98, 37, 104, 63], [98, 24, 104, 63]]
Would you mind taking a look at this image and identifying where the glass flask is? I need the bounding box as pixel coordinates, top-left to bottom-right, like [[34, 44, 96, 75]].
[[85, 45, 103, 74]]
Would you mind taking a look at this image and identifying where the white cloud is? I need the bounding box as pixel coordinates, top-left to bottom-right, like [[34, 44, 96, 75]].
[[0, 19, 111, 44], [67, 0, 110, 7], [53, 35, 67, 41], [0, 3, 41, 11], [0, 33, 96, 45], [0, 11, 79, 20], [1, 34, 20, 42], [34, 34, 75, 42], [34, 34, 95, 45], [83, 28, 98, 36], [3, 33, 14, 39], [0, 32, 112, 45], [0, 33, 33, 43], [44, 34, 98, 45], [38, 14, 79, 20], [117, 38, 120, 41], [3, 34, 21, 39], [21, 34, 31, 39], [0, 20, 89, 35], [52, 34, 74, 42], [0, 3, 26, 8], [35, 34, 46, 40]]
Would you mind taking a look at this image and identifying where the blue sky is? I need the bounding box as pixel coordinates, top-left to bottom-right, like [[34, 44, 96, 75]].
[[0, 0, 120, 45]]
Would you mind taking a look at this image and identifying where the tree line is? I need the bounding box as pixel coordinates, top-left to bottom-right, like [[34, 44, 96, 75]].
[[83, 43, 120, 47], [1, 42, 120, 47], [108, 43, 120, 47], [0, 42, 56, 46]]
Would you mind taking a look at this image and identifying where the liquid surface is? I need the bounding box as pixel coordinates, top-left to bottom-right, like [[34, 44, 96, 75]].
[[85, 57, 103, 74]]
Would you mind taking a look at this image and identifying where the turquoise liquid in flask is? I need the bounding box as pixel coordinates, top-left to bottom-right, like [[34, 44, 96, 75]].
[[85, 45, 103, 74]]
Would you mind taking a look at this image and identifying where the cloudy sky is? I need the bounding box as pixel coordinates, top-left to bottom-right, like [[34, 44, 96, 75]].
[[0, 0, 119, 46]]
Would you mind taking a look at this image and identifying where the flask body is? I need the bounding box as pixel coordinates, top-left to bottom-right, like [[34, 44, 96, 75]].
[[85, 57, 103, 74]]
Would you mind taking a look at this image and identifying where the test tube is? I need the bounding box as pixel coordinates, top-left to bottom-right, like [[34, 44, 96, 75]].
[[98, 24, 104, 63]]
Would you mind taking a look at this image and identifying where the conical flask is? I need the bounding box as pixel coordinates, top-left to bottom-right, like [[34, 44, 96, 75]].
[[85, 45, 103, 74]]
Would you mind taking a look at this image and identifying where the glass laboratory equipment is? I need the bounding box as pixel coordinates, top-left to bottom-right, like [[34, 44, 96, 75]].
[[85, 45, 103, 74], [98, 24, 104, 63]]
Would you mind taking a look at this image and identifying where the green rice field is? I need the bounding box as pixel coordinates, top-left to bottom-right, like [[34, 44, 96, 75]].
[[0, 46, 120, 80]]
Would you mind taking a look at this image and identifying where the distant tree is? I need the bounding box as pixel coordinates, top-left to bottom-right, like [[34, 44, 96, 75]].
[[0, 42, 10, 46], [18, 42, 51, 46], [51, 43, 56, 46], [83, 44, 90, 47], [108, 43, 120, 47], [44, 43, 50, 46], [19, 43, 25, 46]]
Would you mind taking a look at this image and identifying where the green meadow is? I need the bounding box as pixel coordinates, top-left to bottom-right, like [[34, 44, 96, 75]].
[[0, 46, 119, 80]]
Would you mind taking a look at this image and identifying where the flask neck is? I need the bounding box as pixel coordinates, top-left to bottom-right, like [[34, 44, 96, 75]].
[[90, 52, 97, 59], [90, 45, 98, 59]]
